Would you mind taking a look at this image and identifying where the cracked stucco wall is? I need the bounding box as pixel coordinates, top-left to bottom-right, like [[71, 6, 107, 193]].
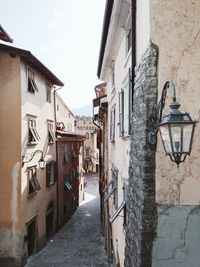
[[150, 2, 200, 266], [151, 0, 200, 205], [152, 206, 200, 267]]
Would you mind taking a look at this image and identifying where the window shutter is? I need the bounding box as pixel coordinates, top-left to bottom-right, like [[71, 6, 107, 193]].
[[63, 144, 68, 162], [129, 67, 133, 135], [119, 89, 124, 136], [54, 161, 57, 181], [46, 163, 50, 186]]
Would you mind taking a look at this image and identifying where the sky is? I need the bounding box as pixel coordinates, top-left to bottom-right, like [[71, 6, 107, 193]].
[[1, 0, 106, 109]]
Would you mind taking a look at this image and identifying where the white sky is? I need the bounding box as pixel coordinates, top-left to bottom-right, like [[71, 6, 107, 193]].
[[1, 0, 106, 109]]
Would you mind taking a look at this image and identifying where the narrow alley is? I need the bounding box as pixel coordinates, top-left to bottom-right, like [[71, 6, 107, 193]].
[[25, 173, 109, 267]]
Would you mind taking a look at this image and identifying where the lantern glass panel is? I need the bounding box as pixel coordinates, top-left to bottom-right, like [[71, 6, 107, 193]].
[[159, 125, 172, 153], [182, 124, 194, 153], [39, 158, 46, 170], [170, 125, 182, 153]]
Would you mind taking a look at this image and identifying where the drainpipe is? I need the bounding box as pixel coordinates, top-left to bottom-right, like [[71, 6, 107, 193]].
[[53, 86, 63, 231]]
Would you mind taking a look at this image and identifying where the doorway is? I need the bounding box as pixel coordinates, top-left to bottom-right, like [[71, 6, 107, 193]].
[[27, 218, 36, 256], [46, 211, 54, 238]]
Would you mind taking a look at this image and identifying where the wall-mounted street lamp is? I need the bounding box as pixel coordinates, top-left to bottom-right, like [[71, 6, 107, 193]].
[[22, 150, 46, 170], [149, 80, 197, 167]]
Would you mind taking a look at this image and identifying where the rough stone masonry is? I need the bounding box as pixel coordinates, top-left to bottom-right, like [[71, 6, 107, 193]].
[[124, 43, 158, 267]]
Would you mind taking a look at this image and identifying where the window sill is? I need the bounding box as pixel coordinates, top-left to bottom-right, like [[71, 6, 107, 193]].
[[48, 142, 54, 145], [27, 192, 37, 198], [121, 135, 130, 141], [27, 90, 36, 94], [111, 86, 115, 95], [47, 181, 56, 188], [27, 142, 38, 146]]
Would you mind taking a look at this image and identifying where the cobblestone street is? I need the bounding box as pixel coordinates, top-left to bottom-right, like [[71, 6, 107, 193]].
[[25, 173, 109, 267]]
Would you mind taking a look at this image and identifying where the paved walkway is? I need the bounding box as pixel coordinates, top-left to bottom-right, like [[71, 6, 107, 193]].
[[25, 173, 109, 267]]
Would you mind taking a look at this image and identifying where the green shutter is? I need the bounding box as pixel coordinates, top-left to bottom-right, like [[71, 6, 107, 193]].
[[63, 144, 68, 162]]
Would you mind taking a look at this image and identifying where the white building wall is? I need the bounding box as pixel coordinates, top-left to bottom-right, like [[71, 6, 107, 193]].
[[106, 18, 132, 267]]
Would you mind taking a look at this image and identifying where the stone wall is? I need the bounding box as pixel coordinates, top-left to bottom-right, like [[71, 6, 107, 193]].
[[124, 43, 158, 267]]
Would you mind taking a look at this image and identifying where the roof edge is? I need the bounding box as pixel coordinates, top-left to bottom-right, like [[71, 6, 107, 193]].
[[97, 0, 114, 79], [0, 25, 13, 43], [0, 43, 64, 86]]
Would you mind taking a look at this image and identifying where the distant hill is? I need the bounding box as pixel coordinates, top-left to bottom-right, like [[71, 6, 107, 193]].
[[72, 104, 93, 116]]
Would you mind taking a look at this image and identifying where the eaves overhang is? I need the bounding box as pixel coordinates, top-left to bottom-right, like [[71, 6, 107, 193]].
[[0, 25, 13, 43], [97, 0, 114, 79], [97, 0, 131, 80], [56, 131, 86, 141], [0, 43, 64, 86]]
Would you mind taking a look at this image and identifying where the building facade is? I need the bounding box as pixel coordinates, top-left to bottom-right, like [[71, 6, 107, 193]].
[[95, 1, 132, 265], [55, 93, 75, 133], [56, 132, 85, 228], [75, 116, 99, 172], [96, 0, 200, 267], [0, 43, 63, 266]]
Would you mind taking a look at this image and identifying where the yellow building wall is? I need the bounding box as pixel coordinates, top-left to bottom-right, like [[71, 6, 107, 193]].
[[0, 52, 23, 260]]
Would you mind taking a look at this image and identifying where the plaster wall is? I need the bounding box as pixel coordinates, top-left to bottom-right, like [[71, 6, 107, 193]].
[[149, 1, 200, 266], [151, 0, 200, 205], [56, 93, 75, 132], [20, 59, 57, 248], [0, 52, 23, 262]]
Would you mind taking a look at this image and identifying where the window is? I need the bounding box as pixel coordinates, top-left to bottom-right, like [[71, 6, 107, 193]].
[[110, 183, 127, 225], [119, 89, 124, 136], [28, 117, 40, 145], [28, 166, 41, 195], [64, 175, 72, 191], [48, 121, 56, 144], [85, 132, 89, 139], [72, 143, 77, 159], [27, 68, 38, 93], [127, 28, 132, 54], [111, 64, 115, 88], [63, 144, 68, 163], [46, 83, 52, 103], [85, 147, 90, 156], [110, 106, 116, 141], [119, 68, 132, 137], [46, 161, 56, 186], [112, 167, 118, 208], [125, 13, 132, 56], [104, 166, 118, 205], [56, 122, 65, 131], [104, 181, 115, 202]]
